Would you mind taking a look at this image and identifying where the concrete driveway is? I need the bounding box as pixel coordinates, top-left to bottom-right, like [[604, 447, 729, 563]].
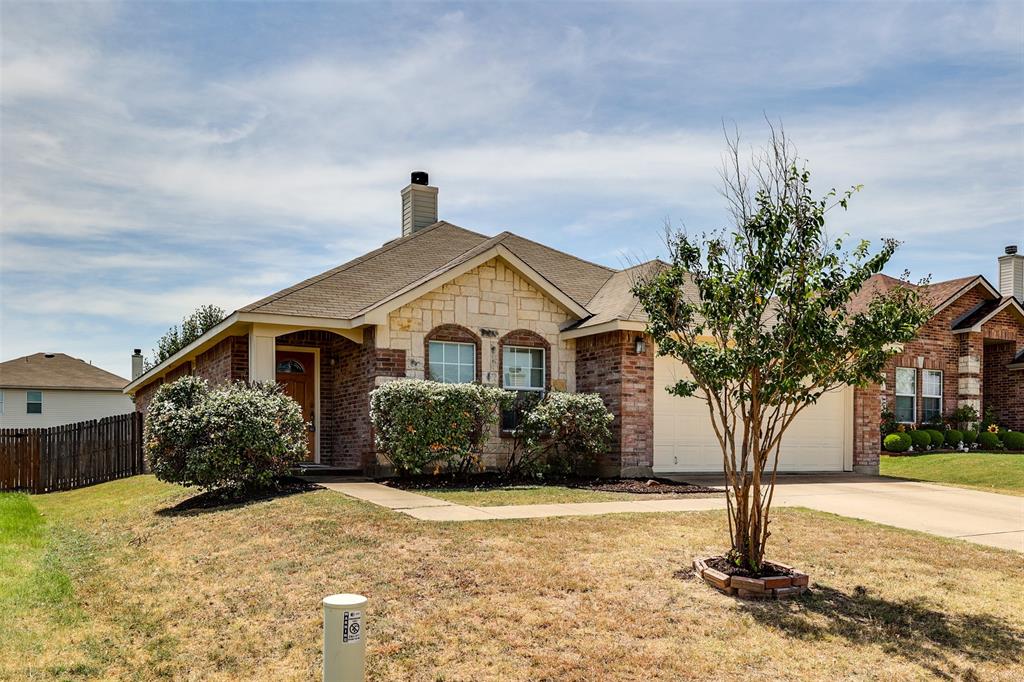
[[675, 474, 1024, 552]]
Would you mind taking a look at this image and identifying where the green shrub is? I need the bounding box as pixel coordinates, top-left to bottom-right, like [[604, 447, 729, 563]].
[[146, 377, 307, 494], [925, 429, 945, 448], [518, 392, 614, 475], [944, 429, 963, 447], [883, 433, 910, 453], [1004, 431, 1024, 451], [370, 379, 512, 476], [962, 429, 977, 445], [977, 431, 1002, 450], [908, 430, 930, 451], [997, 428, 1009, 442]]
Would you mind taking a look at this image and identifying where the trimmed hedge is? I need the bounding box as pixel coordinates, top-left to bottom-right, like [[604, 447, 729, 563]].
[[1004, 431, 1024, 451], [908, 430, 931, 451], [962, 429, 978, 445], [145, 376, 308, 494], [883, 433, 911, 453], [370, 379, 512, 475], [944, 429, 963, 447], [925, 429, 945, 448], [977, 431, 1002, 450]]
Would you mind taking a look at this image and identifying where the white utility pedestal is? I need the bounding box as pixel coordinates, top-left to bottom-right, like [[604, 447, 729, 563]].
[[323, 593, 367, 682]]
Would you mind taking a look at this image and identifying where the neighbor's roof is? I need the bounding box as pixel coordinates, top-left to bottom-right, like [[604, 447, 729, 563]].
[[848, 274, 994, 317], [0, 353, 128, 391], [241, 221, 616, 319]]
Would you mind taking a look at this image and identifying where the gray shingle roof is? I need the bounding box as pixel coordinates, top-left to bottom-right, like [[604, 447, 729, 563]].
[[0, 353, 128, 390], [241, 221, 617, 319]]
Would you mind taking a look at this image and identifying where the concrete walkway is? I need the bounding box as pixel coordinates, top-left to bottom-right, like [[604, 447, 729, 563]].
[[314, 476, 1024, 552]]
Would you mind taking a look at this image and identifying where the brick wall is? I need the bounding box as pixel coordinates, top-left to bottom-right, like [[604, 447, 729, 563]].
[[275, 328, 405, 470], [980, 306, 1024, 429], [194, 335, 248, 386], [852, 383, 880, 473], [575, 330, 654, 477]]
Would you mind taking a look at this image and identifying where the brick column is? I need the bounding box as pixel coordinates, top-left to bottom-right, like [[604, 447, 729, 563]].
[[575, 330, 654, 478], [852, 384, 880, 475]]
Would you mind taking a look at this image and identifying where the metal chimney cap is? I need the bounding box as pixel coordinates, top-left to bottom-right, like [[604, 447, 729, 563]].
[[1006, 245, 1019, 255], [410, 171, 429, 186], [133, 348, 142, 354]]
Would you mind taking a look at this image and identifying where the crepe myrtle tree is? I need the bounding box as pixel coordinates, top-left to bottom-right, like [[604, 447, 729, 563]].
[[632, 127, 931, 573]]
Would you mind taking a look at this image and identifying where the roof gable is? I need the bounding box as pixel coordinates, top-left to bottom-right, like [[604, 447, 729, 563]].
[[239, 221, 615, 321], [0, 353, 128, 390]]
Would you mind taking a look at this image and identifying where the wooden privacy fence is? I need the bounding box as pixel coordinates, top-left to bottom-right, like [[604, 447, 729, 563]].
[[0, 412, 144, 493]]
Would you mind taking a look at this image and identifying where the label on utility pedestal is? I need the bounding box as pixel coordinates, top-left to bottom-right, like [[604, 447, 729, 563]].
[[342, 611, 362, 644]]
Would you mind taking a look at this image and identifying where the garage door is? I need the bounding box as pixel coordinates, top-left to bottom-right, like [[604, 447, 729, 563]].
[[653, 354, 851, 473]]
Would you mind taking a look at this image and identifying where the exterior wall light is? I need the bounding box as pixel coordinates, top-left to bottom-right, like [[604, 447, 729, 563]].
[[635, 336, 646, 355]]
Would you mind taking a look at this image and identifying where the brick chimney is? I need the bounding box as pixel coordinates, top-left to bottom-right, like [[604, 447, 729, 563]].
[[998, 245, 1023, 302], [131, 348, 144, 379], [401, 171, 438, 236]]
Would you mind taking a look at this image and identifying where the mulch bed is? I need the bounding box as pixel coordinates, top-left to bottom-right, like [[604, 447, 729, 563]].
[[382, 473, 721, 495], [703, 555, 795, 579]]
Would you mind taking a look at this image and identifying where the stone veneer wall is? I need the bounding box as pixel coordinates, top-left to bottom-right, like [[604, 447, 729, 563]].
[[575, 330, 654, 477], [379, 257, 577, 470], [380, 258, 576, 389]]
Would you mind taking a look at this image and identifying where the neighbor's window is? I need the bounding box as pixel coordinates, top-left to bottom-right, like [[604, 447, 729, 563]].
[[428, 341, 475, 383], [0, 390, 4, 416], [26, 390, 43, 415], [922, 370, 943, 422], [502, 346, 545, 391], [894, 367, 916, 423]]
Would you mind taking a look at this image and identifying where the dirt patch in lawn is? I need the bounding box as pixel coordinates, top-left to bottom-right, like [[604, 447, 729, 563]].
[[703, 555, 795, 579], [384, 473, 720, 495], [156, 476, 323, 515]]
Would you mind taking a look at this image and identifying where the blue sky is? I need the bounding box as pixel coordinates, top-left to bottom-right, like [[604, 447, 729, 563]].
[[2, 1, 1022, 379]]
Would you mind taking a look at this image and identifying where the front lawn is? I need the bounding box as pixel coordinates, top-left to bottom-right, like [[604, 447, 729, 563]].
[[881, 453, 1024, 496], [4, 475, 1023, 680]]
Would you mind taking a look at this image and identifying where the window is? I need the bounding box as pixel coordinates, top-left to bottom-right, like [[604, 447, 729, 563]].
[[0, 390, 4, 416], [276, 359, 305, 374], [502, 346, 545, 391], [428, 341, 476, 383], [894, 367, 916, 423], [501, 346, 545, 430], [26, 390, 42, 415], [922, 370, 943, 422]]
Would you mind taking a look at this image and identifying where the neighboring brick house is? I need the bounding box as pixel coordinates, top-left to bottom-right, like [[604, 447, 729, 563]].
[[849, 249, 1024, 473], [124, 172, 1024, 477]]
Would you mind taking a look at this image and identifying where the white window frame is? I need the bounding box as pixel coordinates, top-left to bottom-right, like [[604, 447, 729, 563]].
[[428, 340, 476, 384], [502, 345, 545, 392], [922, 369, 943, 422], [894, 367, 916, 424], [26, 390, 43, 415]]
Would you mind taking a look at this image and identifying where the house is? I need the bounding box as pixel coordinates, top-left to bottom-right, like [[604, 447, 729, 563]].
[[850, 248, 1024, 471], [0, 353, 134, 428], [124, 173, 1024, 476]]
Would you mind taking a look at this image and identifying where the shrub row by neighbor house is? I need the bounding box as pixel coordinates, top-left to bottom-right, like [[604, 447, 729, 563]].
[[370, 379, 614, 477], [145, 376, 307, 494], [882, 422, 1023, 454]]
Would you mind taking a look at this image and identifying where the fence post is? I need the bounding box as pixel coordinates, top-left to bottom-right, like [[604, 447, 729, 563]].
[[323, 594, 367, 682]]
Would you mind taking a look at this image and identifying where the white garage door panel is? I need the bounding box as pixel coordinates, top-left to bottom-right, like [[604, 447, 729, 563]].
[[653, 355, 850, 473]]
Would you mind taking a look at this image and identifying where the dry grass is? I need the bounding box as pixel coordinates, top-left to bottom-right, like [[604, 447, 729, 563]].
[[418, 485, 720, 506], [6, 475, 1023, 681]]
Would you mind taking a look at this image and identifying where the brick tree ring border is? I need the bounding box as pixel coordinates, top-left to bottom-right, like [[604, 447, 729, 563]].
[[693, 557, 810, 600]]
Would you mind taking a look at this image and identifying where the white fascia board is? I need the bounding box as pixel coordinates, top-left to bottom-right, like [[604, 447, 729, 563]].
[[559, 319, 647, 340], [124, 311, 366, 394]]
